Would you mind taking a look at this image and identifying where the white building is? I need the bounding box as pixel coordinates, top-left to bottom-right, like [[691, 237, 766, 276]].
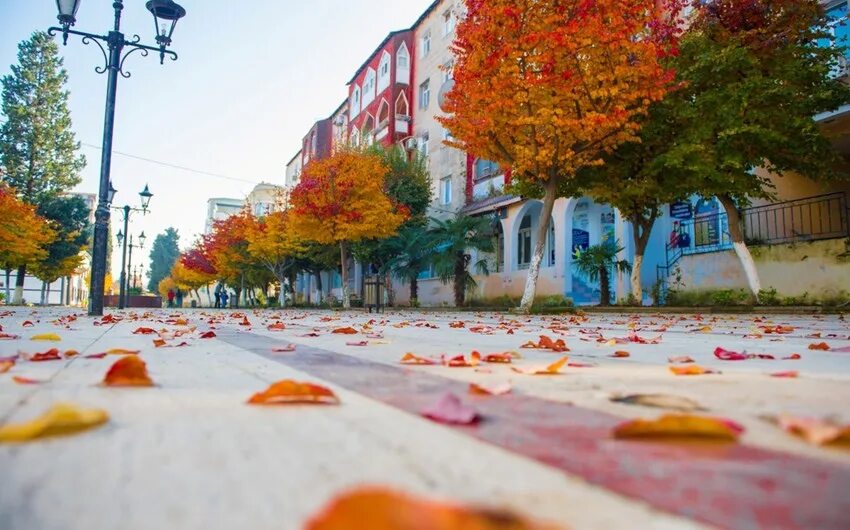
[[205, 197, 243, 234]]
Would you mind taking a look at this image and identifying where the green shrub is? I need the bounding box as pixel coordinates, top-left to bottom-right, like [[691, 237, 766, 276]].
[[757, 287, 780, 306]]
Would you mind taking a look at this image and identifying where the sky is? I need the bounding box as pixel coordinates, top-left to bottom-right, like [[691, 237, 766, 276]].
[[0, 0, 435, 279]]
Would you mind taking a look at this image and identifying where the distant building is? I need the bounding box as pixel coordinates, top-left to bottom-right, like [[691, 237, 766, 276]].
[[246, 182, 283, 217], [205, 197, 243, 233], [285, 150, 303, 193]]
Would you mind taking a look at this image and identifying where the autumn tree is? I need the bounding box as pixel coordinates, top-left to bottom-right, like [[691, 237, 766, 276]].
[[0, 32, 86, 303], [441, 0, 684, 312], [31, 194, 91, 304], [0, 184, 55, 302], [170, 260, 211, 305], [648, 0, 850, 298], [289, 149, 408, 308], [205, 211, 273, 307], [245, 210, 304, 307], [179, 242, 217, 305]]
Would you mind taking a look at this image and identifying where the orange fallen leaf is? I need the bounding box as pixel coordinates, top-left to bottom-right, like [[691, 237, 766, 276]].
[[332, 327, 358, 335], [12, 375, 41, 385], [272, 344, 296, 353], [612, 351, 630, 358], [0, 403, 108, 443], [239, 317, 252, 326], [153, 339, 167, 348], [400, 353, 435, 365], [613, 414, 744, 441], [0, 360, 14, 373], [449, 321, 465, 328], [808, 342, 830, 351], [267, 322, 286, 331], [482, 353, 513, 364], [247, 380, 339, 405], [784, 353, 801, 360], [776, 415, 850, 446], [770, 371, 798, 378], [132, 327, 157, 335], [63, 349, 79, 358], [511, 356, 569, 375], [669, 365, 718, 376], [469, 382, 512, 396], [102, 356, 154, 387], [305, 487, 562, 530], [30, 348, 62, 362]]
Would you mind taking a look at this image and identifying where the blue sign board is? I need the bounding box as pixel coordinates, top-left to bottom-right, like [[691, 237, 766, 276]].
[[670, 201, 693, 220]]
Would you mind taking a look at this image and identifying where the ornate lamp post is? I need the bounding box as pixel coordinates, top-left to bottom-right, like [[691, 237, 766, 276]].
[[114, 185, 152, 309], [49, 0, 186, 316], [125, 231, 146, 308]]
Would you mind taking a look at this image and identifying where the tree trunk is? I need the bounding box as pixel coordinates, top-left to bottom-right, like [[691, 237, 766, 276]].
[[45, 280, 52, 305], [4, 269, 11, 303], [599, 266, 611, 307], [339, 242, 350, 309], [40, 281, 47, 306], [13, 265, 26, 305], [453, 252, 466, 307], [205, 285, 212, 307], [410, 276, 418, 305], [519, 180, 558, 313], [234, 287, 241, 309], [629, 214, 656, 305], [718, 194, 761, 300], [315, 272, 323, 304]]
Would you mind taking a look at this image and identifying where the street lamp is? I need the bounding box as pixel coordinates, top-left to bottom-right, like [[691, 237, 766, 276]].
[[125, 231, 146, 308], [114, 185, 153, 310], [48, 0, 186, 316]]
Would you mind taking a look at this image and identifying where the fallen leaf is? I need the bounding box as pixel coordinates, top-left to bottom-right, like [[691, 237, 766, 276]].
[[0, 360, 14, 373], [612, 351, 630, 358], [469, 382, 512, 396], [199, 331, 217, 339], [511, 356, 569, 375], [482, 353, 513, 364], [668, 356, 695, 364], [808, 342, 831, 351], [102, 356, 154, 387], [29, 348, 62, 362], [400, 353, 436, 365], [272, 344, 296, 353], [304, 487, 562, 530], [422, 392, 479, 424], [21, 321, 34, 327], [783, 353, 802, 360], [669, 365, 718, 376], [613, 414, 744, 441], [105, 348, 140, 355], [12, 375, 41, 385], [153, 338, 167, 348], [831, 346, 850, 353], [239, 317, 252, 327], [775, 415, 850, 446], [345, 341, 368, 347], [267, 322, 286, 331], [770, 371, 798, 378], [30, 333, 61, 342], [132, 327, 157, 335], [0, 403, 108, 443], [611, 394, 705, 412], [446, 354, 478, 367], [449, 321, 465, 328], [84, 352, 108, 359], [332, 327, 358, 335], [0, 333, 21, 340], [63, 349, 79, 358], [714, 347, 747, 361], [247, 380, 339, 405]]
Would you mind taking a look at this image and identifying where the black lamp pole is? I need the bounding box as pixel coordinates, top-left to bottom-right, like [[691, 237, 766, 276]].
[[125, 231, 146, 308], [49, 0, 186, 316], [114, 186, 152, 310]]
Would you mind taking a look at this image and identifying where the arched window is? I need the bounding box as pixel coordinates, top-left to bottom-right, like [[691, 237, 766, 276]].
[[377, 100, 390, 126], [396, 42, 410, 84], [349, 85, 361, 119], [361, 114, 375, 145], [377, 51, 391, 93], [395, 92, 409, 117], [517, 214, 532, 269], [362, 68, 377, 107]]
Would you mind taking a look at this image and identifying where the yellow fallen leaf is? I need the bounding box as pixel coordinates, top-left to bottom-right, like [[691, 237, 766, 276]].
[[0, 403, 108, 443], [30, 333, 61, 341], [613, 414, 744, 441]]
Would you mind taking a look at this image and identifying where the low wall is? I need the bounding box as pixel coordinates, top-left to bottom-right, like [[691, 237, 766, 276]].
[[104, 295, 163, 308], [674, 238, 850, 299]]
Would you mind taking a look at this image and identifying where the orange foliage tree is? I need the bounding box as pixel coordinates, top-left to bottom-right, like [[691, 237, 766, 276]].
[[0, 185, 55, 299], [204, 210, 256, 305], [245, 210, 304, 307], [289, 149, 407, 308], [440, 0, 684, 311]]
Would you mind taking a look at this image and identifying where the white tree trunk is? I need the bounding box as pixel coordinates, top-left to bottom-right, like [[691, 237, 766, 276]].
[[519, 181, 558, 313], [340, 243, 351, 309], [732, 241, 761, 297], [631, 254, 643, 304]]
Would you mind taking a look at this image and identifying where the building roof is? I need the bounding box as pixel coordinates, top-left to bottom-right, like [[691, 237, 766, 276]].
[[460, 194, 521, 216], [347, 29, 410, 85], [286, 150, 302, 166], [410, 0, 443, 31]]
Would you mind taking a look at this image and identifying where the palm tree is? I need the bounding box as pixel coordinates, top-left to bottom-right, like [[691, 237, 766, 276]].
[[428, 215, 495, 307], [573, 239, 631, 306], [383, 225, 435, 306]]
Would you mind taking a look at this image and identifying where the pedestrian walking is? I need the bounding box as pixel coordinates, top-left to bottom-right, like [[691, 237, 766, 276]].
[[220, 290, 229, 309], [175, 288, 184, 308], [214, 283, 222, 308], [167, 288, 175, 308]]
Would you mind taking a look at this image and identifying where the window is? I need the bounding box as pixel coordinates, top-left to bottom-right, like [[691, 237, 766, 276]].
[[420, 132, 430, 157], [443, 11, 455, 37], [442, 127, 452, 141], [420, 31, 431, 57], [377, 51, 391, 93], [474, 159, 500, 181], [349, 85, 361, 119], [395, 93, 409, 117], [362, 68, 376, 106], [441, 60, 454, 84], [419, 79, 430, 109], [440, 176, 452, 205], [396, 43, 411, 84], [517, 215, 532, 269]]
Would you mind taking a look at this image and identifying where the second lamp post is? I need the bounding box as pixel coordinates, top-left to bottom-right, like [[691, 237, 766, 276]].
[[114, 184, 152, 309]]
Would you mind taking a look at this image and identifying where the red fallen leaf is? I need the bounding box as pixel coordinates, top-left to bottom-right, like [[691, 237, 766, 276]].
[[21, 321, 34, 327], [0, 333, 21, 340], [468, 382, 512, 396], [482, 353, 513, 364], [507, 329, 515, 335], [770, 371, 798, 378], [714, 347, 748, 361], [831, 345, 850, 353], [762, 325, 794, 334], [522, 335, 569, 352], [400, 353, 435, 365], [12, 375, 41, 384], [272, 344, 297, 353], [0, 360, 15, 373], [84, 352, 108, 359], [247, 380, 339, 405], [305, 487, 562, 530], [422, 392, 479, 424], [612, 351, 630, 358], [0, 354, 18, 362], [783, 353, 801, 360], [345, 341, 368, 346], [132, 327, 157, 335], [627, 331, 662, 344], [567, 362, 595, 368], [449, 321, 465, 328], [30, 348, 62, 362], [103, 356, 154, 387], [808, 342, 830, 351], [776, 415, 850, 446], [267, 322, 286, 331], [199, 331, 216, 339], [239, 317, 252, 327], [332, 327, 358, 335], [751, 353, 776, 360], [668, 356, 695, 364], [300, 332, 320, 337]]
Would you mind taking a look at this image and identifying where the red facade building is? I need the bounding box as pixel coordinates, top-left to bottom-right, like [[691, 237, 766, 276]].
[[347, 30, 414, 147]]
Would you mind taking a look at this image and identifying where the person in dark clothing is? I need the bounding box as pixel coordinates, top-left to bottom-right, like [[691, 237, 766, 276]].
[[175, 288, 184, 308], [220, 290, 229, 309], [167, 289, 175, 308]]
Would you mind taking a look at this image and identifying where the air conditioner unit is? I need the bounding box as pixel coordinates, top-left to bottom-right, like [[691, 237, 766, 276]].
[[404, 137, 419, 150]]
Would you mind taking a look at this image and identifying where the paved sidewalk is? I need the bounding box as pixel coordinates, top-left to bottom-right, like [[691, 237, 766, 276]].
[[1, 307, 849, 530]]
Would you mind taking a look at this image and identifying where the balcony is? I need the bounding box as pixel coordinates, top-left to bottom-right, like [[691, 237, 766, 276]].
[[395, 114, 411, 136]]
